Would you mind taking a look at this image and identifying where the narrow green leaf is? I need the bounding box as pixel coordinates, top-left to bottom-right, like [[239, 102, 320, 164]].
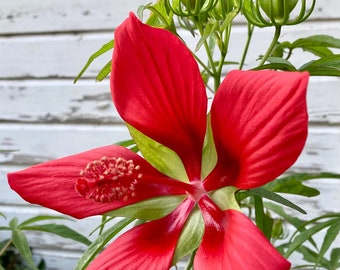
[[285, 218, 338, 258], [254, 57, 297, 71], [11, 229, 38, 270], [299, 54, 340, 76], [74, 39, 114, 83], [127, 124, 188, 182], [254, 195, 273, 240], [0, 264, 5, 270], [95, 60, 112, 82], [0, 212, 5, 219], [74, 218, 134, 270], [106, 195, 184, 220], [316, 220, 340, 267], [246, 188, 307, 214], [21, 224, 91, 246], [19, 215, 71, 228], [264, 175, 320, 197], [292, 35, 340, 50], [330, 248, 340, 269], [195, 21, 219, 52]]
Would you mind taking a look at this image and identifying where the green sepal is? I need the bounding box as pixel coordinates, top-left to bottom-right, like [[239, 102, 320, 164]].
[[201, 114, 217, 180], [172, 206, 204, 264], [106, 195, 185, 220], [127, 124, 188, 182], [209, 186, 240, 211]]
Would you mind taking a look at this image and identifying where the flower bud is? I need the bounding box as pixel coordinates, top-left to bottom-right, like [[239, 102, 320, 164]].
[[165, 0, 218, 17], [242, 0, 316, 27]]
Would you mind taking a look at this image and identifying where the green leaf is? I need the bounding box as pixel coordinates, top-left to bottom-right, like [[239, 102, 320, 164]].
[[316, 220, 340, 267], [172, 207, 204, 264], [19, 215, 71, 228], [0, 212, 5, 219], [299, 54, 340, 76], [95, 60, 112, 82], [285, 218, 339, 258], [106, 195, 184, 220], [74, 39, 114, 83], [264, 175, 320, 197], [74, 218, 134, 270], [254, 195, 273, 240], [21, 224, 91, 246], [11, 229, 38, 270], [0, 264, 5, 270], [127, 124, 188, 182], [330, 248, 340, 269], [254, 57, 297, 71], [245, 187, 307, 214], [291, 35, 340, 56]]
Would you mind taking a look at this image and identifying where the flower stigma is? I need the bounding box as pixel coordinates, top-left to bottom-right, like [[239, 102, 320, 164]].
[[75, 156, 142, 203]]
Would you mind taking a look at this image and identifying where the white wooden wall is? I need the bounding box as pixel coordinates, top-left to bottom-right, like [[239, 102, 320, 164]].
[[0, 0, 339, 269]]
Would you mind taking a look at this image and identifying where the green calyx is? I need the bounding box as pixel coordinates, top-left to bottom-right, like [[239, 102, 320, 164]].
[[259, 0, 298, 25]]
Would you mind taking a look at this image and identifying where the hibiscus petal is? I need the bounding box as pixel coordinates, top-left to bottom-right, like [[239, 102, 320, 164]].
[[195, 195, 291, 270], [206, 70, 308, 190], [111, 13, 207, 180], [8, 145, 185, 219], [87, 199, 195, 270]]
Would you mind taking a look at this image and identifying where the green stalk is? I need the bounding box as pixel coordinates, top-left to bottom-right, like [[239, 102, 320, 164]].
[[239, 23, 254, 70], [0, 239, 12, 257], [258, 26, 281, 66]]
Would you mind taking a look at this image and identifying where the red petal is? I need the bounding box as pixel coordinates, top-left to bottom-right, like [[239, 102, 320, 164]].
[[111, 13, 207, 180], [195, 196, 291, 270], [87, 199, 195, 270], [8, 145, 185, 219], [205, 70, 308, 190]]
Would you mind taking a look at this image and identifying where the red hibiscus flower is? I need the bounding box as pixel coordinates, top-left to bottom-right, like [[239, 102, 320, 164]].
[[8, 13, 309, 270]]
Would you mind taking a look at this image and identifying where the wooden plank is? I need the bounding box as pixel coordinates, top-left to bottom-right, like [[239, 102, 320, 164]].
[[0, 77, 339, 124], [292, 126, 340, 174], [0, 0, 338, 34], [0, 79, 120, 124], [1, 21, 340, 79], [0, 0, 150, 34], [0, 123, 131, 165], [0, 124, 339, 172]]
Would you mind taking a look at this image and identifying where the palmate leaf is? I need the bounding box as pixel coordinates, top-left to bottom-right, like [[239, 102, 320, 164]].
[[74, 39, 114, 83], [74, 218, 135, 270]]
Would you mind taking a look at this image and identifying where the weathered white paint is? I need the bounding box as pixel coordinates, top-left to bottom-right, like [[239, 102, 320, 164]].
[[0, 0, 339, 269]]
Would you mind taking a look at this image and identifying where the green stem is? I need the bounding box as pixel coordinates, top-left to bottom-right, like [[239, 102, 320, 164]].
[[239, 23, 254, 70], [0, 239, 12, 257], [258, 26, 281, 66]]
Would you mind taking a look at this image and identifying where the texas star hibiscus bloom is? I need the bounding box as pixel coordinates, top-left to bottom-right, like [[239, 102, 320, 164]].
[[8, 13, 309, 270]]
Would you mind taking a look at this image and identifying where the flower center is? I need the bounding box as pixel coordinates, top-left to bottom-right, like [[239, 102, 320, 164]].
[[187, 180, 207, 202], [75, 156, 142, 203]]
